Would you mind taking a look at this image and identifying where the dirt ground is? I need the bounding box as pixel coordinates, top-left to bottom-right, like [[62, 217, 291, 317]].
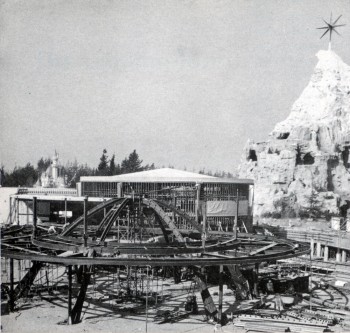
[[1, 283, 242, 333]]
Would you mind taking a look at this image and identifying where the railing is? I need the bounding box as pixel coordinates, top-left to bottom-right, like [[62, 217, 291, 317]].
[[16, 187, 78, 196], [275, 229, 350, 251]]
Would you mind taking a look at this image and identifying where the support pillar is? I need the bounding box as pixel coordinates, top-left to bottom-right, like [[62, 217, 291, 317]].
[[234, 188, 239, 239], [316, 243, 322, 257], [26, 202, 29, 225], [68, 265, 72, 325], [64, 198, 67, 225], [342, 250, 347, 263], [83, 196, 88, 247], [16, 198, 19, 225], [9, 258, 14, 311], [32, 197, 37, 239], [336, 249, 342, 262], [218, 265, 223, 325], [9, 196, 12, 224], [324, 246, 329, 262]]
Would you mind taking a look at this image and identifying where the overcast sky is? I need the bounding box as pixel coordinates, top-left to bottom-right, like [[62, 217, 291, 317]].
[[1, 0, 349, 173]]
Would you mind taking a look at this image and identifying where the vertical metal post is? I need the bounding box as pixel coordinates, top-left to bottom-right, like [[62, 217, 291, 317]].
[[127, 208, 130, 242], [218, 265, 224, 325], [16, 198, 20, 225], [196, 183, 201, 225], [33, 196, 37, 239], [68, 265, 72, 325], [26, 201, 29, 225], [83, 196, 88, 247], [234, 188, 239, 239], [118, 219, 120, 243], [309, 251, 312, 310], [64, 198, 67, 225], [9, 258, 14, 311], [9, 196, 12, 224], [202, 201, 207, 251], [145, 266, 149, 333]]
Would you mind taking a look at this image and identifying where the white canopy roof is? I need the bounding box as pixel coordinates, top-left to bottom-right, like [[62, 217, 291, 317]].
[[80, 168, 253, 184]]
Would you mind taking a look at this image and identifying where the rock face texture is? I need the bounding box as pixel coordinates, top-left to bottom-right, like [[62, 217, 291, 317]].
[[238, 49, 350, 218]]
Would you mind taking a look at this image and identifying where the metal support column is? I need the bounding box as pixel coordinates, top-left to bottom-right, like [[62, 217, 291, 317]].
[[218, 265, 224, 325], [33, 197, 37, 239], [16, 198, 19, 225], [64, 198, 68, 225], [234, 188, 239, 239], [83, 196, 88, 247], [196, 183, 201, 225], [9, 196, 12, 224], [9, 258, 14, 311], [68, 265, 72, 325]]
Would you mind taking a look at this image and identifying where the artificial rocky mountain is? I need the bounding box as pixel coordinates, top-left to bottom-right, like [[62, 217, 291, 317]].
[[238, 49, 350, 218]]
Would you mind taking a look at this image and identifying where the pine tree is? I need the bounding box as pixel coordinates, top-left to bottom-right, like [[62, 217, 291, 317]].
[[109, 154, 116, 175], [121, 150, 143, 173], [97, 149, 109, 176]]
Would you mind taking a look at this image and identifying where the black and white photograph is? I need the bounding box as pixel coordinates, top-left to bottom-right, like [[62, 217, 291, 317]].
[[0, 1, 350, 332]]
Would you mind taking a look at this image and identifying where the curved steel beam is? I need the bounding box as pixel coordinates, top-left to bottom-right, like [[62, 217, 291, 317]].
[[1, 244, 309, 267], [61, 197, 122, 236], [154, 199, 202, 233]]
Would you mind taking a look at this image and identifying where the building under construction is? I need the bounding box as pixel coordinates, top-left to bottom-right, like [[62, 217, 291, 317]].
[[2, 169, 349, 332]]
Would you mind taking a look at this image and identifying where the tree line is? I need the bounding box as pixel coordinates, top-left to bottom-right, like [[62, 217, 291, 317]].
[[0, 149, 236, 188], [0, 149, 154, 188]]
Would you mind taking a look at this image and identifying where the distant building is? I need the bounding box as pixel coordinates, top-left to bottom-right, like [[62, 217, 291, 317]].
[[79, 168, 254, 232], [37, 152, 67, 188]]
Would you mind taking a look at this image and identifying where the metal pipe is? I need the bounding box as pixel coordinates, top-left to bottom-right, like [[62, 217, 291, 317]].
[[9, 196, 12, 224], [10, 258, 14, 311], [234, 188, 239, 239], [64, 198, 67, 225], [145, 266, 149, 333], [16, 198, 19, 225], [218, 265, 223, 325], [33, 196, 37, 239], [68, 265, 72, 324], [83, 196, 88, 247]]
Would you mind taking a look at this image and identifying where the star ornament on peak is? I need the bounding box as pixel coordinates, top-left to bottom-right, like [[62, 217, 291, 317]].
[[317, 13, 346, 49]]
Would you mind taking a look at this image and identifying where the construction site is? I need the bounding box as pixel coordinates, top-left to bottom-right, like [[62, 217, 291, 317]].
[[1, 168, 350, 333]]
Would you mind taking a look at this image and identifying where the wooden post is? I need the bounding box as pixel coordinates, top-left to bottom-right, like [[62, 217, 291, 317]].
[[9, 196, 12, 224], [234, 188, 239, 239], [9, 258, 14, 311], [16, 198, 19, 225], [218, 265, 224, 325], [202, 201, 207, 251], [83, 196, 88, 247], [64, 198, 68, 225], [196, 183, 201, 225], [68, 265, 72, 325], [33, 197, 37, 239], [26, 201, 29, 225], [145, 266, 149, 333]]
